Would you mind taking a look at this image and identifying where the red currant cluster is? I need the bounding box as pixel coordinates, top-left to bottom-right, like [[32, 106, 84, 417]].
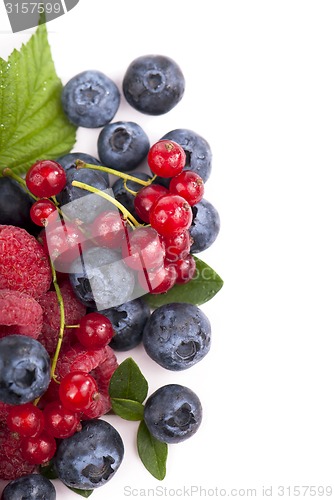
[[131, 139, 204, 293], [4, 312, 113, 466]]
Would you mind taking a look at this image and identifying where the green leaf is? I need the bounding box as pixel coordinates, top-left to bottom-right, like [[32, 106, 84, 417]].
[[0, 23, 76, 176], [67, 487, 94, 497], [137, 420, 168, 480], [109, 357, 148, 403], [144, 256, 224, 308], [39, 460, 58, 480], [111, 398, 145, 420]]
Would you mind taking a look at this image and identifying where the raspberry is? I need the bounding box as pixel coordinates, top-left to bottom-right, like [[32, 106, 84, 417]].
[[0, 225, 52, 298], [0, 402, 11, 424], [56, 343, 118, 418], [37, 281, 86, 356], [0, 289, 43, 339], [0, 425, 35, 480]]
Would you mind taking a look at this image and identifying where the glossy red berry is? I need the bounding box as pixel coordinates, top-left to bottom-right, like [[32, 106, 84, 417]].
[[43, 401, 81, 439], [172, 254, 197, 284], [20, 431, 57, 464], [44, 219, 85, 265], [134, 184, 169, 223], [147, 140, 186, 178], [59, 371, 99, 412], [26, 160, 67, 198], [169, 171, 204, 206], [122, 226, 165, 271], [7, 403, 44, 438], [163, 230, 191, 263], [30, 199, 57, 226], [150, 194, 193, 237], [138, 261, 177, 294], [76, 312, 114, 349], [90, 210, 127, 248]]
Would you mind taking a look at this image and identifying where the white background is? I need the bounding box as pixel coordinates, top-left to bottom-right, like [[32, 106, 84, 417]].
[[1, 1, 334, 499]]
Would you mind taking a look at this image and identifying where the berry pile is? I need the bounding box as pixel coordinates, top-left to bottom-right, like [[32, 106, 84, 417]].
[[0, 53, 222, 497]]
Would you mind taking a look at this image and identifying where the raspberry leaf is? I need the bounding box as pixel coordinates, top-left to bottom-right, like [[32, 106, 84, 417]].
[[144, 256, 224, 308], [0, 22, 76, 176], [137, 420, 168, 480], [111, 398, 145, 421], [109, 357, 148, 403]]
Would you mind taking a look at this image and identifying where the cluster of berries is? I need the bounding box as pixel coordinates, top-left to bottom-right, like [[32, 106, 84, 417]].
[[0, 53, 221, 498]]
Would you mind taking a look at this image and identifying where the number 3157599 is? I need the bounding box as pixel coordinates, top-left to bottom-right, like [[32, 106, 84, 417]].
[[5, 3, 62, 14]]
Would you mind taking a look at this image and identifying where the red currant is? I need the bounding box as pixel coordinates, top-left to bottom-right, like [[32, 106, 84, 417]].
[[30, 199, 57, 226], [26, 160, 67, 198], [122, 226, 165, 271], [138, 261, 177, 294], [150, 194, 192, 237], [20, 431, 57, 464], [169, 171, 204, 206], [44, 219, 86, 265], [90, 210, 127, 248], [43, 401, 81, 439], [134, 184, 169, 223], [172, 254, 196, 284], [7, 403, 44, 438], [59, 371, 99, 412], [147, 140, 186, 178], [76, 312, 114, 349], [163, 230, 191, 263]]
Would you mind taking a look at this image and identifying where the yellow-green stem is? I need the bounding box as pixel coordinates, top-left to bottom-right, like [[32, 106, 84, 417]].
[[75, 160, 156, 187], [2, 168, 38, 201], [71, 180, 141, 228], [50, 260, 65, 381]]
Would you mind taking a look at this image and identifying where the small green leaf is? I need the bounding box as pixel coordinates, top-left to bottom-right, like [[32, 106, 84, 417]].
[[109, 357, 148, 403], [0, 22, 76, 176], [39, 460, 58, 480], [67, 487, 94, 497], [144, 256, 224, 308], [137, 420, 168, 480], [111, 398, 145, 421]]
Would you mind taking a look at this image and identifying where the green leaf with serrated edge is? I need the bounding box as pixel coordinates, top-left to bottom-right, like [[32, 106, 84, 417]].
[[111, 398, 145, 421], [144, 256, 224, 308], [137, 420, 168, 480], [109, 357, 148, 403], [0, 23, 76, 176], [39, 460, 58, 480], [67, 487, 94, 497]]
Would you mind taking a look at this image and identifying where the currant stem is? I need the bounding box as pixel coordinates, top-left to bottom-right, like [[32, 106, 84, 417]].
[[49, 259, 65, 382], [2, 168, 38, 201], [71, 180, 141, 228], [75, 160, 157, 187], [65, 324, 80, 329], [123, 179, 139, 196]]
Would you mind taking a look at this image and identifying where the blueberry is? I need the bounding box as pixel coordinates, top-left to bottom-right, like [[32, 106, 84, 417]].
[[0, 335, 50, 405], [62, 70, 120, 128], [144, 384, 202, 443], [55, 419, 124, 490], [112, 172, 152, 223], [56, 152, 109, 184], [122, 55, 185, 115], [160, 128, 212, 183], [2, 473, 56, 500], [0, 177, 34, 228], [69, 246, 136, 310], [57, 168, 111, 224], [190, 198, 220, 253], [95, 298, 151, 351], [142, 303, 211, 371], [98, 121, 150, 172]]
